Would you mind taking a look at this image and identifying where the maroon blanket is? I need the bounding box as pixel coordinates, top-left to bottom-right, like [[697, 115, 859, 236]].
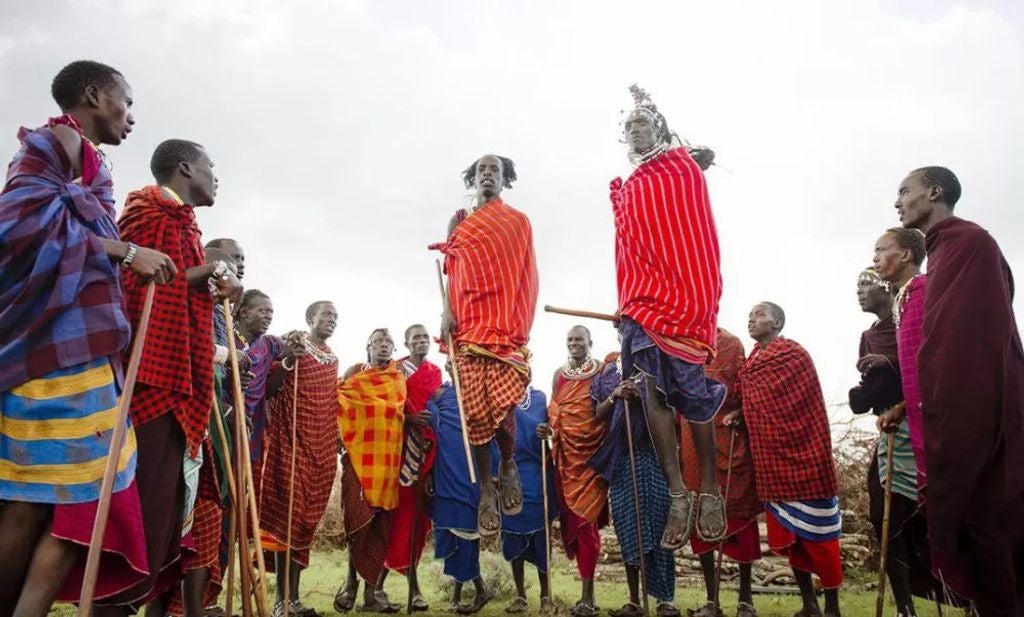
[[918, 216, 1024, 558]]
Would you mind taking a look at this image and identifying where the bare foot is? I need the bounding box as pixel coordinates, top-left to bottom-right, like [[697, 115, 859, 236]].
[[499, 459, 523, 515], [478, 487, 501, 536], [695, 492, 726, 542], [661, 491, 695, 549]]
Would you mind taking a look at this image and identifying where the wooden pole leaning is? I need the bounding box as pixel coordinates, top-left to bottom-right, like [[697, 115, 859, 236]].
[[283, 361, 300, 617], [211, 395, 243, 617], [434, 259, 476, 485], [713, 428, 738, 613], [876, 429, 898, 617], [223, 299, 270, 617], [622, 398, 650, 616], [540, 435, 554, 598], [79, 281, 156, 616]]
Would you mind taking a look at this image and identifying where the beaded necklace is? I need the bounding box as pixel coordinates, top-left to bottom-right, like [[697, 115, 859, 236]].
[[893, 274, 924, 328], [303, 335, 338, 365], [560, 356, 600, 380]]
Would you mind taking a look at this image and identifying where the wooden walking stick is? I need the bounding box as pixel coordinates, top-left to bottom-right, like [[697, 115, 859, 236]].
[[622, 397, 650, 616], [224, 299, 270, 617], [79, 281, 156, 616], [544, 305, 617, 322], [712, 428, 738, 613], [540, 434, 554, 598], [435, 259, 476, 485], [284, 361, 300, 617], [875, 429, 897, 617], [211, 396, 242, 617]]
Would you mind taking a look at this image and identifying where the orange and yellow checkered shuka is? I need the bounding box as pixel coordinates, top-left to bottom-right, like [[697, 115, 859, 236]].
[[337, 361, 407, 510]]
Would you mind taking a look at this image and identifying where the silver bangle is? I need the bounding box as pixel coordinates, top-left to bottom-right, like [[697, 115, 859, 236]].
[[281, 357, 295, 371], [121, 243, 138, 268]]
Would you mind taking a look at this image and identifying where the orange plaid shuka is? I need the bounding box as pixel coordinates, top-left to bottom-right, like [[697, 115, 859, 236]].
[[337, 361, 407, 510]]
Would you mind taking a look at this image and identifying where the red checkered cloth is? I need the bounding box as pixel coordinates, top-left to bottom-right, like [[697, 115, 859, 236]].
[[681, 328, 761, 520], [341, 453, 391, 584], [118, 185, 213, 455], [259, 348, 339, 567], [738, 337, 837, 502], [454, 352, 528, 446]]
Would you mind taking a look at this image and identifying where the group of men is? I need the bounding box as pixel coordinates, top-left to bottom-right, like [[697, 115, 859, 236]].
[[0, 59, 1021, 617]]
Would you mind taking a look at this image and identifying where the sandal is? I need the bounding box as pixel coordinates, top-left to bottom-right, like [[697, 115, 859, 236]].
[[736, 602, 757, 617], [505, 597, 528, 614], [687, 602, 724, 617], [457, 586, 493, 615], [661, 491, 695, 549], [570, 601, 599, 617], [410, 595, 429, 612], [609, 603, 644, 617], [499, 460, 524, 516], [657, 602, 682, 617], [695, 492, 727, 543], [334, 586, 357, 613]]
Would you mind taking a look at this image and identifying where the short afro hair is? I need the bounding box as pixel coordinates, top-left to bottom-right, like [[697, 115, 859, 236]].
[[760, 301, 786, 332], [239, 289, 270, 310], [913, 166, 961, 208], [404, 324, 427, 342], [462, 155, 517, 190], [885, 227, 927, 266], [205, 238, 238, 250], [51, 60, 124, 111], [150, 139, 205, 184], [305, 300, 335, 323]]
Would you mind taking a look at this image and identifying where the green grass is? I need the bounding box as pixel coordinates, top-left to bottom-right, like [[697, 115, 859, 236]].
[[260, 550, 958, 617], [49, 549, 965, 616]]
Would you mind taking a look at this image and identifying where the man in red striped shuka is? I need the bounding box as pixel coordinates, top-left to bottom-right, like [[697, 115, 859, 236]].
[[430, 155, 539, 539], [611, 84, 728, 554]]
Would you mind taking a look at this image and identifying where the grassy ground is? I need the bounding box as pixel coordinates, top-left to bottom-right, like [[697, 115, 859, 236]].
[[254, 550, 956, 617], [50, 548, 963, 616]]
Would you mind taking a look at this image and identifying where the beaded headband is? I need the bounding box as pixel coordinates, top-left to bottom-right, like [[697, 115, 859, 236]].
[[858, 267, 891, 292]]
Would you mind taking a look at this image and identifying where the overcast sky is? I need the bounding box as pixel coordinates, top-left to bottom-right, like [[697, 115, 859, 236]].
[[2, 0, 1021, 425]]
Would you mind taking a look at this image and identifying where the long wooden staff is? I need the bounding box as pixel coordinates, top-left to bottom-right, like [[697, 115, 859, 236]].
[[211, 396, 244, 617], [434, 259, 476, 485], [712, 428, 738, 613], [79, 281, 156, 616], [540, 434, 554, 597], [224, 299, 271, 617], [622, 397, 650, 616], [544, 305, 617, 322], [226, 304, 254, 617], [876, 429, 897, 617], [284, 361, 300, 617]]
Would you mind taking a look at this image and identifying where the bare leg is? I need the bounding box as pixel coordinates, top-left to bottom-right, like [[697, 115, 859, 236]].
[[144, 590, 170, 617], [738, 562, 754, 606], [9, 529, 77, 617], [536, 563, 549, 601], [449, 582, 463, 611], [472, 445, 500, 534], [822, 589, 840, 617], [697, 551, 716, 600], [689, 421, 718, 495], [0, 502, 50, 617], [624, 564, 640, 605], [511, 559, 526, 600], [793, 569, 821, 615], [644, 380, 684, 495], [580, 578, 595, 607], [182, 567, 210, 617], [408, 561, 422, 600]]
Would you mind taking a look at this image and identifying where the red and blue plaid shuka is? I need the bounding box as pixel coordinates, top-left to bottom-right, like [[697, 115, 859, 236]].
[[738, 337, 838, 502], [0, 125, 130, 391]]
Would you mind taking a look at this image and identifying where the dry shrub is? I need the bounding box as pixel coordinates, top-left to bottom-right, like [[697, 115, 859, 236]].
[[313, 459, 345, 549]]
